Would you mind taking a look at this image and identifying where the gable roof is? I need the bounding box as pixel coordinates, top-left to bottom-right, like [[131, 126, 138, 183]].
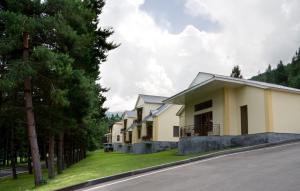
[[151, 104, 172, 117], [140, 104, 172, 124], [112, 121, 123, 128], [134, 94, 168, 108], [123, 110, 136, 119], [165, 72, 300, 104]]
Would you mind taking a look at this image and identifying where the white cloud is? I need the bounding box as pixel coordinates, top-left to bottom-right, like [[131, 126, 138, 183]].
[[100, 0, 300, 112]]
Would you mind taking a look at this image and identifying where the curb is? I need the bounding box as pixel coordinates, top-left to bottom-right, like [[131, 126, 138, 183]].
[[56, 139, 300, 191]]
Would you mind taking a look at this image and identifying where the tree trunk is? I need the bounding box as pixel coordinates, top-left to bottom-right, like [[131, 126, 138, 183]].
[[11, 126, 17, 179], [27, 148, 32, 174], [57, 132, 64, 174], [47, 134, 55, 179], [4, 134, 8, 166], [23, 32, 43, 186]]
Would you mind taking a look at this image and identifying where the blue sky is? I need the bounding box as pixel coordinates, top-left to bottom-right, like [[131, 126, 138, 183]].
[[140, 0, 220, 33]]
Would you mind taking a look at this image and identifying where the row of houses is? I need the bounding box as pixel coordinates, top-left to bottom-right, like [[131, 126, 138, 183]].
[[106, 72, 300, 154], [106, 94, 181, 153]]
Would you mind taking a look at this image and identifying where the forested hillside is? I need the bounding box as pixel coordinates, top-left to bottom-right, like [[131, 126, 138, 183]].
[[251, 48, 300, 88]]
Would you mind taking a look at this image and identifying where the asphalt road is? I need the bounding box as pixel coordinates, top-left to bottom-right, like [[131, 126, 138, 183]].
[[0, 166, 28, 178], [79, 142, 300, 191]]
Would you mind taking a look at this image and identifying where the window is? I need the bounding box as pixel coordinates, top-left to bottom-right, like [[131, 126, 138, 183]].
[[194, 100, 212, 112], [117, 135, 120, 141], [173, 126, 180, 137], [124, 119, 127, 129], [137, 108, 143, 122]]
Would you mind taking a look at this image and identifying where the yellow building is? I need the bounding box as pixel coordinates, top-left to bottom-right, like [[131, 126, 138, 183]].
[[105, 121, 123, 144], [111, 121, 123, 143], [128, 94, 181, 144], [165, 72, 300, 136]]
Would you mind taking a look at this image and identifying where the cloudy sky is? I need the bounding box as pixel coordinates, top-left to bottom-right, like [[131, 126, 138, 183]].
[[99, 0, 300, 112]]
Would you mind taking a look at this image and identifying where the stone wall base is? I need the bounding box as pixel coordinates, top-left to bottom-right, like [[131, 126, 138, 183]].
[[113, 143, 132, 153], [113, 141, 178, 154], [178, 133, 300, 155], [132, 141, 178, 154]]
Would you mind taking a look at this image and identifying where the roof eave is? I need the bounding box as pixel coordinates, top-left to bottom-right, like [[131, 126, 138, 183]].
[[164, 77, 215, 104]]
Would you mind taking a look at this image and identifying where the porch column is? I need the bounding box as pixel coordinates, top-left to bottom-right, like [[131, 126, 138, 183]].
[[223, 87, 230, 135], [153, 118, 158, 141], [264, 89, 273, 132]]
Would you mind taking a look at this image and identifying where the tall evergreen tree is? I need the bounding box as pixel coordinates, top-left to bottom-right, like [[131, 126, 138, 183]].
[[230, 65, 243, 78], [0, 0, 117, 186]]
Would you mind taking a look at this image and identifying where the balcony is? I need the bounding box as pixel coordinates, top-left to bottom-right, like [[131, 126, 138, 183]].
[[180, 123, 221, 137]]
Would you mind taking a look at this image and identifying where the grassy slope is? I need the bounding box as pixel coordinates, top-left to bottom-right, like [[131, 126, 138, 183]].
[[0, 150, 200, 191]]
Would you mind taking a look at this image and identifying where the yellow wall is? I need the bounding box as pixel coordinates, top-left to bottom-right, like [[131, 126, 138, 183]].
[[141, 104, 162, 141], [133, 101, 162, 143], [264, 90, 273, 132], [132, 128, 138, 144], [272, 90, 300, 133], [227, 86, 266, 135], [123, 117, 134, 130], [184, 86, 267, 136], [154, 105, 181, 142], [179, 110, 185, 128]]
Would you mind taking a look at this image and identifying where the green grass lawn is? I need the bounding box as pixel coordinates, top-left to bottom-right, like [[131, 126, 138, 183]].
[[0, 150, 203, 191]]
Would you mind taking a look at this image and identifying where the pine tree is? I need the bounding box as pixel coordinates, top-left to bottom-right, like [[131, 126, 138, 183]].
[[230, 65, 243, 78], [0, 0, 117, 185]]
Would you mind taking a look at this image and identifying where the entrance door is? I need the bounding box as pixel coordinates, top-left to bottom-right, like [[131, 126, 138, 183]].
[[240, 105, 248, 135], [147, 126, 153, 139], [194, 112, 212, 136]]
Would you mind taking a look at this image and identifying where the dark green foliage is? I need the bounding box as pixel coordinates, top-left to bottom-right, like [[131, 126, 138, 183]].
[[252, 48, 300, 89], [0, 0, 117, 183], [230, 65, 243, 78]]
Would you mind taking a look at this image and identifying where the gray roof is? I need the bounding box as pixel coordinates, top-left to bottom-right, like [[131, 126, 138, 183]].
[[213, 73, 300, 92], [151, 104, 171, 116], [123, 110, 137, 118], [139, 94, 168, 104], [127, 121, 140, 131], [141, 104, 171, 123], [165, 72, 300, 103]]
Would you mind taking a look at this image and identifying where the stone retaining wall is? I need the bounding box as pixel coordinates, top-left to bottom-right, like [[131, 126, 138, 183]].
[[132, 141, 178, 154], [113, 143, 132, 153], [113, 141, 178, 154], [178, 133, 300, 155]]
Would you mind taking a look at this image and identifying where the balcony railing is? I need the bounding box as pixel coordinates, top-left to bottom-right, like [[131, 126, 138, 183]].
[[180, 123, 221, 137]]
